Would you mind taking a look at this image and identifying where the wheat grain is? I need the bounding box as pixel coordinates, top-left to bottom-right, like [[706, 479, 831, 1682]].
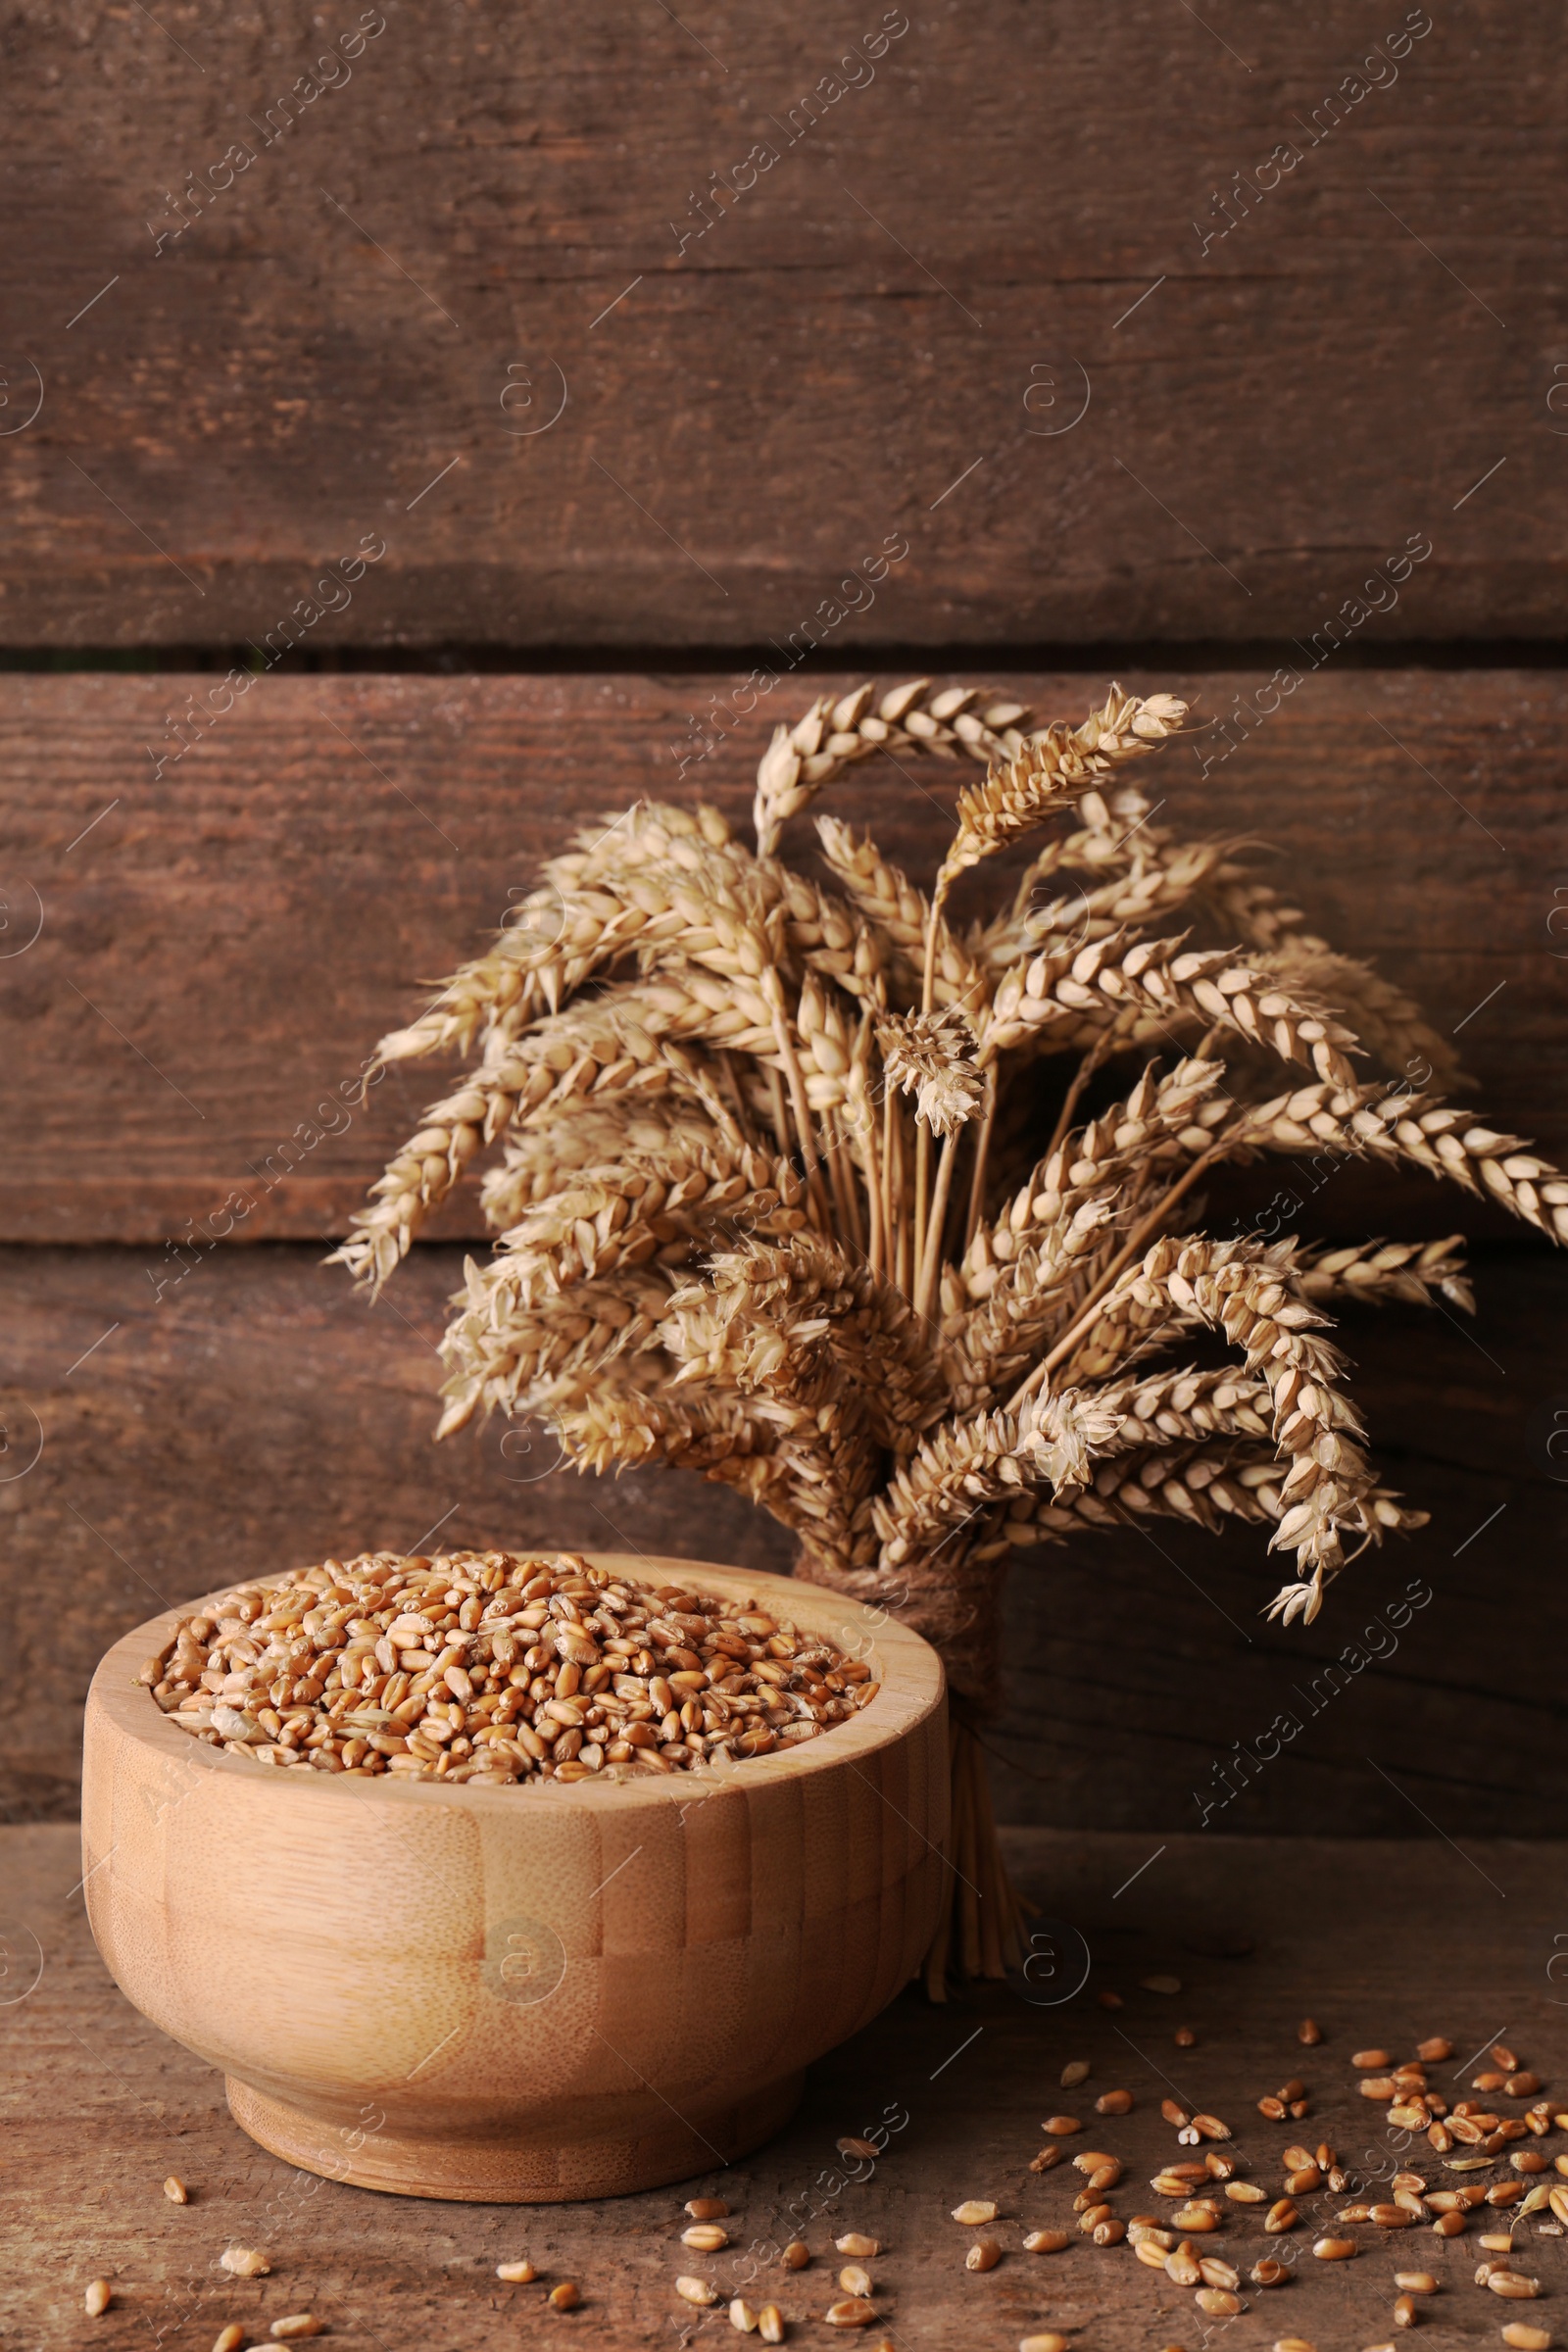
[[156, 1547, 869, 1784]]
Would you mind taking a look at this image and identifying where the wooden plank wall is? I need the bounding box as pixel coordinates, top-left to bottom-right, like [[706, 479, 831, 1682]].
[[1, 0, 1565, 1833], [1, 1, 1562, 647]]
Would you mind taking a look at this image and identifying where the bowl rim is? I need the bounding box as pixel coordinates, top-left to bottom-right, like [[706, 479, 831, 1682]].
[[87, 1551, 946, 1818]]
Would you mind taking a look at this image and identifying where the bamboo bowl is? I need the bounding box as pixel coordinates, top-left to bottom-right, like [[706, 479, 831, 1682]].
[[82, 1553, 947, 2201]]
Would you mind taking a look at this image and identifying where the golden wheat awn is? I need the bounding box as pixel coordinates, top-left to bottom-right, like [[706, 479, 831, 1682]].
[[337, 679, 1566, 1992]]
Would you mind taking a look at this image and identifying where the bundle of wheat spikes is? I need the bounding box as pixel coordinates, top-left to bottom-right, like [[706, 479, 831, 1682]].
[[334, 679, 1567, 1994]]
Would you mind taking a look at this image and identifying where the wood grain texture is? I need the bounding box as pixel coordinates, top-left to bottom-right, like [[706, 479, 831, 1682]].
[[0, 4, 1561, 646], [6, 1821, 1566, 2345], [2, 667, 1563, 1243], [83, 1559, 947, 2201], [5, 1241, 1562, 1837]]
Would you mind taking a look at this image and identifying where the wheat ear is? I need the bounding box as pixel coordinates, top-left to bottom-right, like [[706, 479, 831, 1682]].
[[754, 679, 1042, 856]]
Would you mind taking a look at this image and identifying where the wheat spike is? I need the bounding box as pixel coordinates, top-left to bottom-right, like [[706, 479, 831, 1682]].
[[1057, 1234, 1383, 1614], [369, 802, 738, 1070], [941, 1057, 1226, 1413], [979, 1439, 1426, 1557], [877, 1007, 985, 1138], [331, 993, 772, 1289], [1298, 1236, 1473, 1313], [1256, 937, 1467, 1093], [937, 689, 1187, 894], [1228, 1082, 1568, 1241], [983, 928, 1361, 1085], [477, 1097, 724, 1226], [754, 679, 1042, 856]]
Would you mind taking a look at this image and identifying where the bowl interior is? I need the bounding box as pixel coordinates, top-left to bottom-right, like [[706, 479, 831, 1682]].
[[89, 1549, 945, 1812]]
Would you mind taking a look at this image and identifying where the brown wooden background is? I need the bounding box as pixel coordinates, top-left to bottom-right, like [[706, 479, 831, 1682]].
[[2, 0, 1565, 1838]]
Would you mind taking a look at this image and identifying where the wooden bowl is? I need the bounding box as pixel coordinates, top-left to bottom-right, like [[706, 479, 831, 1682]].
[[82, 1553, 947, 2202]]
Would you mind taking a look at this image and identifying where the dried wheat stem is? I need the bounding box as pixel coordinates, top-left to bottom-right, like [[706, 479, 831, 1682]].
[[822, 1109, 864, 1254], [915, 1132, 960, 1325], [884, 1091, 910, 1297], [762, 1063, 792, 1156], [761, 967, 827, 1221], [930, 1715, 1026, 1989], [963, 1064, 999, 1250], [713, 1048, 756, 1139], [906, 870, 945, 1270], [878, 1083, 897, 1288], [913, 1119, 931, 1280], [954, 1726, 983, 1979], [844, 1012, 883, 1278], [920, 876, 949, 1019], [842, 1110, 869, 1254], [967, 1725, 1026, 1975], [923, 1713, 962, 1999], [895, 1104, 915, 1297]]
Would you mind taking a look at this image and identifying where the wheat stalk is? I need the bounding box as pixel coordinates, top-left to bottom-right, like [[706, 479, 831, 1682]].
[[339, 677, 1564, 1993]]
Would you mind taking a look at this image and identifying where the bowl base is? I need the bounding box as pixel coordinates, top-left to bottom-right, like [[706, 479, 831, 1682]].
[[225, 2069, 807, 2202]]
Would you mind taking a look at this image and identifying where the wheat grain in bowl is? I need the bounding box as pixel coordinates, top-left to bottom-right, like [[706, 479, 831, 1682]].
[[142, 1546, 875, 1783]]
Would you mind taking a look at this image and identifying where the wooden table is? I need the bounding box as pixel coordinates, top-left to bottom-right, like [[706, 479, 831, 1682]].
[[7, 1821, 1564, 2350]]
